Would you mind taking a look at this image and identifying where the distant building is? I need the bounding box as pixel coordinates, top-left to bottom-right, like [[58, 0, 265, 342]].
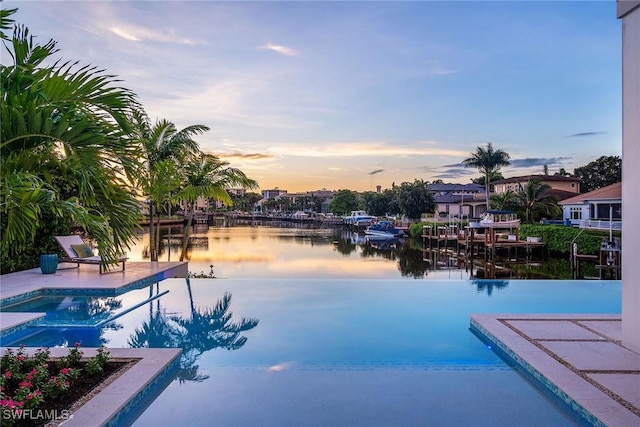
[[262, 188, 288, 199], [559, 182, 622, 226], [492, 175, 581, 202], [427, 183, 487, 218]]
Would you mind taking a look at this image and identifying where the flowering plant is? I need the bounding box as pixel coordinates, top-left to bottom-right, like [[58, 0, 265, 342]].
[[0, 343, 111, 426]]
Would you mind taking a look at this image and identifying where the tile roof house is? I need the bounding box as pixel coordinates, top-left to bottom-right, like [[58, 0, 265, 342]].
[[427, 183, 488, 218], [558, 182, 621, 227], [492, 175, 582, 201]]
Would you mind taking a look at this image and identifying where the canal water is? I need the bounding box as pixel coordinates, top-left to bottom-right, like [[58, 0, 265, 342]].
[[126, 220, 591, 280]]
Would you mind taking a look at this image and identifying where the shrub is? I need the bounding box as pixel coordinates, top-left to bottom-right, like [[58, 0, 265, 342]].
[[0, 344, 112, 426], [519, 224, 612, 254]]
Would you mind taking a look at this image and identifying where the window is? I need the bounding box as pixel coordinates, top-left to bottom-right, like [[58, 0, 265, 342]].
[[571, 183, 576, 188], [570, 207, 582, 220]]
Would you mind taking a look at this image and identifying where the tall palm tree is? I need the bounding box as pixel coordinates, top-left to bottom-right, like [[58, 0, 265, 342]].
[[129, 110, 208, 261], [1, 13, 142, 267], [175, 152, 258, 261], [463, 143, 511, 209], [514, 179, 561, 223]]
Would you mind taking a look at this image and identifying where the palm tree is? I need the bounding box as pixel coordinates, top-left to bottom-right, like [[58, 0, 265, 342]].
[[463, 143, 511, 209], [175, 152, 258, 261], [514, 179, 561, 223], [489, 190, 517, 211], [1, 12, 142, 267], [129, 110, 208, 261]]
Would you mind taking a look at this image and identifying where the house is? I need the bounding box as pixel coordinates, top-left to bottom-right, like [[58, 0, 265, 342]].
[[492, 175, 582, 201], [261, 188, 288, 200], [559, 182, 622, 227], [427, 183, 487, 218], [618, 0, 640, 352]]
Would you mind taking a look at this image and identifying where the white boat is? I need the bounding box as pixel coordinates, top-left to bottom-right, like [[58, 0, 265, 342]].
[[344, 210, 377, 227], [479, 210, 521, 228], [364, 221, 406, 237]]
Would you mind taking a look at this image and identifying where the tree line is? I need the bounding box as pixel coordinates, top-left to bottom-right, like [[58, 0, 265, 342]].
[[0, 9, 258, 273]]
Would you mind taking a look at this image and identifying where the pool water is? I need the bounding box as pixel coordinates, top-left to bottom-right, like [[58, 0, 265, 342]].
[[1, 278, 620, 426]]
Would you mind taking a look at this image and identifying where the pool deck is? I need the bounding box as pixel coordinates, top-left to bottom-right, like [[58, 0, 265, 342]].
[[471, 313, 640, 427], [0, 261, 188, 333]]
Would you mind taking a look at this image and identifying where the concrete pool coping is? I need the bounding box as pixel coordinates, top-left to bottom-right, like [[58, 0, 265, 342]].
[[0, 263, 188, 426], [471, 313, 640, 427], [0, 261, 188, 333]]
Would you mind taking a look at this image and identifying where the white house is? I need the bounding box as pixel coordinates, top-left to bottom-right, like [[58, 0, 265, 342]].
[[559, 182, 621, 227]]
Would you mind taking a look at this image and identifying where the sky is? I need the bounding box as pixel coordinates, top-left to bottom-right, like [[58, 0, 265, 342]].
[[3, 0, 622, 193]]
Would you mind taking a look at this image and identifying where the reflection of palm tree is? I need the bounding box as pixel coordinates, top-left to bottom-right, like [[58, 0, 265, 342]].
[[128, 308, 181, 349], [179, 281, 259, 353], [127, 285, 259, 383], [471, 279, 509, 296]]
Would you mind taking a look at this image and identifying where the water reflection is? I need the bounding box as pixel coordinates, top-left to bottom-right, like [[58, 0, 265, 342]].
[[128, 224, 582, 280], [128, 281, 259, 383], [471, 279, 510, 296], [1, 296, 125, 347]]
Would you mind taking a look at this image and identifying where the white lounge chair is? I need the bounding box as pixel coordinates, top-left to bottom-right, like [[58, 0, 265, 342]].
[[54, 235, 127, 274]]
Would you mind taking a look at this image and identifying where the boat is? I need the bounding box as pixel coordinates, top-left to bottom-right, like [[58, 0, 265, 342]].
[[344, 210, 377, 227], [364, 220, 406, 237], [365, 235, 403, 250], [478, 210, 521, 228]]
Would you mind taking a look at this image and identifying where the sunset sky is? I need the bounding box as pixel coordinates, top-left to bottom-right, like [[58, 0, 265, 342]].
[[5, 0, 622, 193]]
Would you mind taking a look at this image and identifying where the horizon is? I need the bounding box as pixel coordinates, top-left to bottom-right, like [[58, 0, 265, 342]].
[[4, 0, 622, 192]]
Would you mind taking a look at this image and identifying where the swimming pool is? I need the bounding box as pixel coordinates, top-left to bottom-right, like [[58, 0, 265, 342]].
[[2, 278, 620, 426]]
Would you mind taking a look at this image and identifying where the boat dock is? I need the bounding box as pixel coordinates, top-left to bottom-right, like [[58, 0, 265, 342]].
[[422, 223, 549, 279], [422, 224, 547, 258]]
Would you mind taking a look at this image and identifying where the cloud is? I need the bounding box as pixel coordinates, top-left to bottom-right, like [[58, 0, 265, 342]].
[[268, 141, 469, 159], [567, 131, 607, 137], [439, 162, 465, 168], [260, 43, 298, 56], [109, 23, 201, 45], [215, 152, 275, 160], [432, 168, 476, 180], [368, 169, 384, 175], [509, 157, 572, 168]]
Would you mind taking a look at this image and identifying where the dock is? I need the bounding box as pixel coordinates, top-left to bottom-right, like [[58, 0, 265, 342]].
[[422, 223, 548, 279]]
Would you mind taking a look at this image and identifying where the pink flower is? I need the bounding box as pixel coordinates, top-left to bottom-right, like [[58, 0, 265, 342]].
[[18, 380, 32, 389], [74, 342, 81, 348], [1, 399, 16, 408], [60, 368, 70, 375], [34, 389, 42, 396], [4, 371, 11, 378]]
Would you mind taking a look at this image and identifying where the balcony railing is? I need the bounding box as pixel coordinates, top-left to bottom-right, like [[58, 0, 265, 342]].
[[580, 220, 622, 231]]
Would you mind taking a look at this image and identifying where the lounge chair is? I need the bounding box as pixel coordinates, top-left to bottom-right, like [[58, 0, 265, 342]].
[[54, 235, 127, 274]]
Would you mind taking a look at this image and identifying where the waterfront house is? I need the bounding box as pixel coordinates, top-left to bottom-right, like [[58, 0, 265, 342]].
[[492, 174, 582, 200], [427, 183, 487, 218], [559, 182, 622, 228]]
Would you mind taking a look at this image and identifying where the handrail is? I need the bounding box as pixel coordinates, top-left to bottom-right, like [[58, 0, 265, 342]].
[[94, 290, 170, 327]]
